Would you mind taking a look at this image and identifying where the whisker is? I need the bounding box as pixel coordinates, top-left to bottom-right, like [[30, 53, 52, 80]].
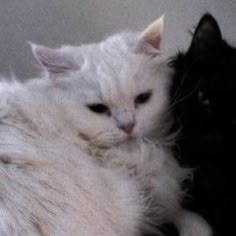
[[168, 78, 201, 114]]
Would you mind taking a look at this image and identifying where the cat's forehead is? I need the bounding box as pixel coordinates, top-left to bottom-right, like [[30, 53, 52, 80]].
[[76, 35, 158, 102], [80, 33, 142, 73], [63, 33, 168, 104]]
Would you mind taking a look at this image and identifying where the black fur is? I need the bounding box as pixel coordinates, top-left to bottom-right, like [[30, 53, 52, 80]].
[[170, 14, 236, 236]]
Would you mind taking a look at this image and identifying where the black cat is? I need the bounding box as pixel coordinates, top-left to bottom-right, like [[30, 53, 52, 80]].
[[170, 14, 236, 236]]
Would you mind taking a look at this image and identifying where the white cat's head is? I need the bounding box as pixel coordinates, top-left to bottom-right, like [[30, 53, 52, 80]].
[[31, 16, 171, 147]]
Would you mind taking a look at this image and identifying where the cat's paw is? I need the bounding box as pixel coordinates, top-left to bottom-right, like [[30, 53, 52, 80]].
[[176, 210, 212, 236]]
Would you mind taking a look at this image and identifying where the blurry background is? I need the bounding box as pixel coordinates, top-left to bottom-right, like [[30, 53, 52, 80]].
[[1, 0, 236, 79]]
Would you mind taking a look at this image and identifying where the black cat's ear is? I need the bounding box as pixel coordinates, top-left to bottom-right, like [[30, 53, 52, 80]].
[[30, 42, 79, 75], [189, 14, 222, 53]]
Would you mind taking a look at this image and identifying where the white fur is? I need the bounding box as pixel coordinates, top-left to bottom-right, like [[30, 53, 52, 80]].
[[175, 210, 213, 236], [0, 16, 211, 236], [0, 140, 143, 235]]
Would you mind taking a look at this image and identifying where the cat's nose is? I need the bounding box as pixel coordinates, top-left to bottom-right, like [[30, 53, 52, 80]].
[[118, 121, 135, 134], [114, 109, 136, 134]]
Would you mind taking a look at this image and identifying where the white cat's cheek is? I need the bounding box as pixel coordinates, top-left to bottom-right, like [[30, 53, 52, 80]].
[[77, 112, 127, 146], [134, 104, 162, 137], [131, 120, 144, 138]]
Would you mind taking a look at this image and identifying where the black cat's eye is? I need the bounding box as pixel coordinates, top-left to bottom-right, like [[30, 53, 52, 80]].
[[87, 104, 110, 115], [198, 91, 210, 105], [135, 91, 152, 106]]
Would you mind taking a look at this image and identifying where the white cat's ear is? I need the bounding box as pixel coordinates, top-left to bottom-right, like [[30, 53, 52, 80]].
[[137, 15, 164, 55], [30, 43, 78, 74]]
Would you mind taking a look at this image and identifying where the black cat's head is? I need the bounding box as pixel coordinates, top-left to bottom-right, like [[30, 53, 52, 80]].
[[170, 14, 236, 130]]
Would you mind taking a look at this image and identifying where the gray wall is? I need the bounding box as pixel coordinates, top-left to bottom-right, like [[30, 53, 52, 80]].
[[1, 0, 236, 79]]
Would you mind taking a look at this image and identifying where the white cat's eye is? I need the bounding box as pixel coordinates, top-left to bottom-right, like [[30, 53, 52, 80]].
[[135, 91, 152, 106], [87, 103, 110, 115]]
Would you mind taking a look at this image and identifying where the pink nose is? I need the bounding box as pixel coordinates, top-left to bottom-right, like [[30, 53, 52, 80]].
[[119, 122, 135, 134]]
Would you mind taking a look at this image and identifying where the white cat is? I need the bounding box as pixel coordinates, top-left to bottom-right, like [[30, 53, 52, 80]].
[[0, 16, 211, 235]]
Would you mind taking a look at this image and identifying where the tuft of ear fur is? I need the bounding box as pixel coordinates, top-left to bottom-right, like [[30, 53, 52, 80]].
[[30, 42, 78, 75], [189, 14, 222, 53], [136, 15, 164, 55]]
